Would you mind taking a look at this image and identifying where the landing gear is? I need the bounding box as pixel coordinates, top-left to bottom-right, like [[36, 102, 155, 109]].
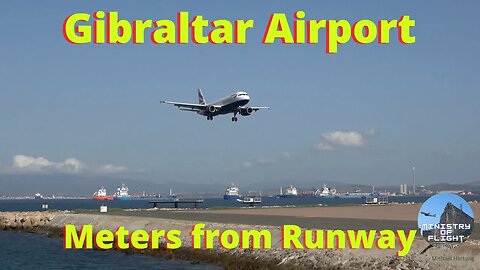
[[231, 117, 238, 122], [207, 116, 213, 121]]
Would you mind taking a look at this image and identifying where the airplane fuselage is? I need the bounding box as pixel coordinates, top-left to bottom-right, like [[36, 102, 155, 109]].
[[198, 91, 250, 116]]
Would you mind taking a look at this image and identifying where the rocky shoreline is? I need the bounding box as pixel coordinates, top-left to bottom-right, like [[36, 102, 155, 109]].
[[1, 211, 479, 270]]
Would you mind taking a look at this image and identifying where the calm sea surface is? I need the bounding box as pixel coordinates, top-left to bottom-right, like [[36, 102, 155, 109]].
[[0, 195, 479, 212], [0, 230, 221, 270]]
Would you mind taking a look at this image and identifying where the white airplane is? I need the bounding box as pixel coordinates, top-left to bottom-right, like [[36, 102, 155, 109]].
[[161, 89, 269, 122]]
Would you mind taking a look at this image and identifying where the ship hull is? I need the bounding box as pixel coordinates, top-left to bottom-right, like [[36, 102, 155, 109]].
[[224, 194, 240, 200], [113, 196, 133, 200], [93, 196, 113, 201], [314, 194, 337, 199], [276, 194, 298, 198], [114, 196, 176, 201], [333, 194, 365, 199]]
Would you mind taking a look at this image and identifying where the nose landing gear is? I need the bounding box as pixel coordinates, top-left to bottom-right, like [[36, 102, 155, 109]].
[[207, 116, 213, 121]]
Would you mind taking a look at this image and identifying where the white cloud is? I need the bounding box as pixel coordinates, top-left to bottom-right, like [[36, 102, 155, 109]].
[[315, 143, 334, 151], [98, 164, 127, 174], [314, 129, 375, 152], [60, 158, 85, 172], [13, 155, 50, 169], [322, 131, 365, 147], [9, 155, 126, 174], [13, 155, 85, 173]]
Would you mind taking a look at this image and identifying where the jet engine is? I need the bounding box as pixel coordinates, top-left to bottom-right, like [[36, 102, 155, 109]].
[[208, 105, 217, 113], [240, 107, 253, 116]]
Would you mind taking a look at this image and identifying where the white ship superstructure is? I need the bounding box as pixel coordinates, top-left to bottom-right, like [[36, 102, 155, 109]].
[[113, 184, 130, 200], [224, 183, 240, 200], [314, 184, 336, 198]]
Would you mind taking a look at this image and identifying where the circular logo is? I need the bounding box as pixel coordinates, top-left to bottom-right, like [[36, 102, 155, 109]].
[[418, 193, 474, 248]]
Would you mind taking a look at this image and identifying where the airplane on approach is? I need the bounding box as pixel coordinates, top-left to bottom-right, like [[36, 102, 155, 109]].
[[161, 89, 269, 122]]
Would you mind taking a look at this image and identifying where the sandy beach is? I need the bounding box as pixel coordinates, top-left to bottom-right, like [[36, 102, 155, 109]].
[[185, 203, 480, 222]]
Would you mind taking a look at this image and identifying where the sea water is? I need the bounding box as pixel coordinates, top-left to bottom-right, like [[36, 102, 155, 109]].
[[0, 230, 221, 270], [2, 195, 474, 212]]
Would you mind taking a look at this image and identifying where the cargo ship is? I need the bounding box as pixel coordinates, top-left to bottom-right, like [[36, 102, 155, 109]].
[[113, 184, 176, 201], [92, 187, 113, 200], [334, 191, 370, 199], [277, 185, 298, 198], [223, 183, 241, 200], [113, 184, 132, 200]]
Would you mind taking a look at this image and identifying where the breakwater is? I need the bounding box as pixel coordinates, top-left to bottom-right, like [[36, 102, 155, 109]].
[[1, 211, 479, 269]]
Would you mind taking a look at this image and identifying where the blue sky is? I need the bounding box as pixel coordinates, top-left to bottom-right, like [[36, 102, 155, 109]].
[[0, 1, 479, 189]]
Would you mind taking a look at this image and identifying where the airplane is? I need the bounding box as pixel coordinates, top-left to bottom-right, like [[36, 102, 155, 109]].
[[161, 89, 269, 122], [420, 211, 436, 217]]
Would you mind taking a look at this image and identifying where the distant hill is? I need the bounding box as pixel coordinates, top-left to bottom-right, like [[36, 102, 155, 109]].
[[0, 174, 223, 197], [466, 181, 480, 187], [425, 182, 480, 193], [1, 173, 478, 197]]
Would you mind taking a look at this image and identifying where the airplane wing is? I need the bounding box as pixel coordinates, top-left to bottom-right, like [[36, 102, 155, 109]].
[[250, 106, 270, 111], [160, 101, 206, 111], [235, 106, 270, 118]]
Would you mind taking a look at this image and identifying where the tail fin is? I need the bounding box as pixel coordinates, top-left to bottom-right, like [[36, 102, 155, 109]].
[[198, 89, 206, 105]]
